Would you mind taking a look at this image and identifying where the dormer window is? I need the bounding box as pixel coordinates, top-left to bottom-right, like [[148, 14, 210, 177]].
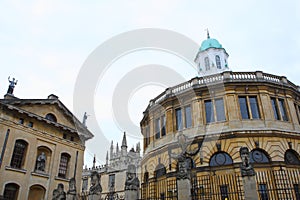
[[204, 57, 210, 71], [216, 55, 221, 69], [45, 113, 57, 123]]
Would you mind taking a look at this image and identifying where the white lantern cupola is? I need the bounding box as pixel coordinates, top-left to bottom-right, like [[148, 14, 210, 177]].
[[194, 31, 229, 76]]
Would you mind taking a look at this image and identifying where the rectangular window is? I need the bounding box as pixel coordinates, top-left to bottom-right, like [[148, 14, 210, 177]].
[[28, 122, 33, 127], [161, 115, 166, 137], [258, 184, 269, 200], [294, 104, 300, 123], [249, 97, 260, 119], [63, 134, 67, 139], [58, 154, 69, 178], [19, 118, 24, 124], [294, 184, 300, 200], [176, 108, 182, 130], [155, 118, 161, 139], [10, 141, 27, 169], [271, 98, 280, 120], [145, 126, 150, 145], [220, 185, 229, 200], [82, 178, 88, 191], [184, 106, 192, 128], [205, 100, 215, 123], [239, 97, 250, 119], [109, 174, 115, 188], [278, 99, 288, 121], [215, 98, 226, 121]]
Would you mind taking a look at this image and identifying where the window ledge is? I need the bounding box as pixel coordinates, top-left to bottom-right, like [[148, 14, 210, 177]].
[[5, 166, 27, 174], [55, 176, 69, 182], [31, 171, 50, 178]]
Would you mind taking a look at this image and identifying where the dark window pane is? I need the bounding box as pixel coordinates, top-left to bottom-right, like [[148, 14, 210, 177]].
[[155, 118, 160, 139], [278, 99, 288, 121], [205, 57, 210, 71], [216, 55, 221, 69], [249, 97, 260, 119], [239, 97, 249, 119], [176, 108, 182, 130], [205, 100, 215, 123], [45, 113, 57, 122], [19, 118, 24, 124], [161, 115, 166, 136], [4, 183, 19, 200], [209, 152, 233, 167], [220, 185, 229, 200], [58, 154, 69, 178], [271, 98, 280, 120], [145, 126, 150, 145], [258, 184, 269, 200], [294, 184, 300, 200], [215, 98, 226, 121], [109, 174, 115, 188], [295, 104, 300, 124], [10, 140, 27, 169], [250, 149, 270, 163], [185, 106, 192, 128]]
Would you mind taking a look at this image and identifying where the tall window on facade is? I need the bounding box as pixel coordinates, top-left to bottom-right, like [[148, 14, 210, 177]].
[[161, 115, 166, 137], [271, 97, 288, 121], [58, 153, 70, 178], [145, 126, 150, 146], [204, 57, 210, 71], [82, 178, 88, 191], [205, 98, 226, 123], [3, 183, 19, 200], [184, 105, 192, 128], [176, 108, 182, 130], [258, 184, 269, 200], [294, 103, 300, 124], [10, 140, 28, 169], [239, 96, 260, 119], [108, 174, 116, 188], [220, 185, 229, 200], [155, 118, 161, 139], [215, 55, 221, 69]]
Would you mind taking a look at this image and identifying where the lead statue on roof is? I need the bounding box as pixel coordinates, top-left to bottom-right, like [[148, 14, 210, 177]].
[[7, 76, 18, 95]]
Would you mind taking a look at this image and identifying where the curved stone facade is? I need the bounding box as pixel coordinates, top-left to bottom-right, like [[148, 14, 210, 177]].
[[140, 71, 300, 199]]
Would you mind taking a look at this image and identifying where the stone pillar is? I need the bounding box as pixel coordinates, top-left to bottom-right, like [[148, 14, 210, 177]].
[[177, 178, 191, 200], [125, 190, 139, 200], [243, 176, 259, 200], [124, 164, 140, 200]]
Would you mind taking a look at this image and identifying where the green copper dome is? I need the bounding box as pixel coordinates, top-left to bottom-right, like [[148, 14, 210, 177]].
[[200, 38, 222, 51]]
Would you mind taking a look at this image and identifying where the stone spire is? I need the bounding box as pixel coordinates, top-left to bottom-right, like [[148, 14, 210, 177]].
[[92, 154, 96, 169], [116, 142, 119, 155], [136, 142, 141, 154], [106, 151, 109, 166], [110, 140, 114, 159], [121, 132, 127, 157]]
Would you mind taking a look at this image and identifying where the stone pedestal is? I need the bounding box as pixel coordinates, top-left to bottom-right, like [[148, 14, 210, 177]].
[[125, 190, 138, 200], [177, 179, 191, 200], [243, 176, 259, 200], [88, 194, 101, 200]]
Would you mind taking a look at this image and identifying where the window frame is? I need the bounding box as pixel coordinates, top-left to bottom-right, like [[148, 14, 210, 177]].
[[58, 153, 70, 179], [184, 105, 192, 128], [10, 139, 28, 169], [155, 114, 166, 140], [175, 108, 182, 131], [238, 96, 261, 120], [215, 55, 221, 69], [204, 57, 210, 71], [270, 97, 289, 121], [204, 98, 226, 124]]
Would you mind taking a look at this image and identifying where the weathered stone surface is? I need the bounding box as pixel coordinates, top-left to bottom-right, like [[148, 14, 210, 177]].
[[177, 179, 191, 200]]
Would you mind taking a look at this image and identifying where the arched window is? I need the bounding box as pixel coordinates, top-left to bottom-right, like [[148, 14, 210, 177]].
[[45, 113, 57, 122], [144, 171, 149, 183], [155, 163, 166, 178], [250, 149, 270, 163], [215, 55, 221, 69], [10, 139, 28, 169], [28, 185, 46, 200], [3, 183, 19, 200], [209, 152, 233, 167], [204, 57, 210, 71], [58, 153, 71, 178], [285, 149, 300, 165]]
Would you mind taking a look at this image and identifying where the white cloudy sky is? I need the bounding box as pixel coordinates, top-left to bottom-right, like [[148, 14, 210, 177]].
[[0, 0, 300, 166]]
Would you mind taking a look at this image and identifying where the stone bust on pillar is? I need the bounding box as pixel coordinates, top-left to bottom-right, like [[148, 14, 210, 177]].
[[88, 171, 102, 200], [125, 164, 140, 200], [240, 147, 255, 177]]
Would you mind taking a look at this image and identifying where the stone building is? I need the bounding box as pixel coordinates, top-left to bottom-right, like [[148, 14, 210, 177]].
[[81, 132, 141, 199], [140, 33, 300, 199], [0, 85, 93, 200]]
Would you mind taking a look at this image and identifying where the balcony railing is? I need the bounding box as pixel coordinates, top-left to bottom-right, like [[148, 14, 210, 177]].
[[148, 71, 300, 106]]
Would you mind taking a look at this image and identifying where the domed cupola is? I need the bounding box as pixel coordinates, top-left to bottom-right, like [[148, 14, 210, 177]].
[[194, 31, 229, 76]]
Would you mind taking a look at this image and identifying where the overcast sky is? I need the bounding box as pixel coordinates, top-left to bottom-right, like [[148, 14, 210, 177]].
[[1, 0, 299, 167]]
